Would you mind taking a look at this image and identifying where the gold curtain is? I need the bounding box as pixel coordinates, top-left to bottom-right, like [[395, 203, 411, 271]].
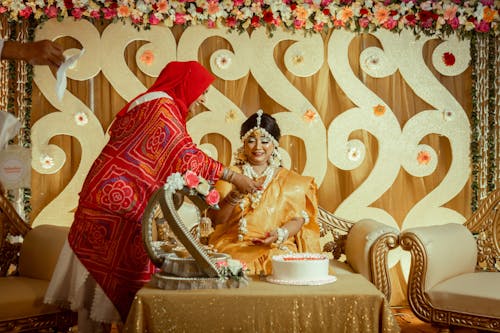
[[30, 26, 472, 304]]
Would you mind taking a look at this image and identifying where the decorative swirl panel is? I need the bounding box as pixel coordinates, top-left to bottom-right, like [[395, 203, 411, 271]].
[[30, 20, 471, 277]]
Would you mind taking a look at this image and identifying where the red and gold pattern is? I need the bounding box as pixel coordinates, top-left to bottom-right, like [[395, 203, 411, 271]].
[[68, 97, 223, 320]]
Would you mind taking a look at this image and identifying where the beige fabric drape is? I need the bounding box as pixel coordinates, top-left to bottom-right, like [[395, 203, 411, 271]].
[[30, 26, 472, 305]]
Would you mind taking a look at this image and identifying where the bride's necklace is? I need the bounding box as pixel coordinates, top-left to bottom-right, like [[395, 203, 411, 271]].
[[237, 163, 276, 241]]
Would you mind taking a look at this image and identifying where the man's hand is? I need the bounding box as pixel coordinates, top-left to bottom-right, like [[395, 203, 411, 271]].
[[2, 40, 65, 68]]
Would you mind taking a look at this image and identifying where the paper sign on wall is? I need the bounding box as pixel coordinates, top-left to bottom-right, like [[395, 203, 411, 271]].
[[0, 146, 31, 190]]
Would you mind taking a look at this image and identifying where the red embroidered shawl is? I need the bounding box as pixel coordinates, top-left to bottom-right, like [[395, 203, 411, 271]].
[[68, 62, 223, 321]]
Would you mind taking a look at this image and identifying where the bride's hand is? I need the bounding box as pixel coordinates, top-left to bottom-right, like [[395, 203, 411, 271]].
[[252, 231, 277, 246]]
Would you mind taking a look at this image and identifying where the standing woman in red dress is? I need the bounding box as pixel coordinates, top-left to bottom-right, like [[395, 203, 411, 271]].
[[45, 61, 260, 332]]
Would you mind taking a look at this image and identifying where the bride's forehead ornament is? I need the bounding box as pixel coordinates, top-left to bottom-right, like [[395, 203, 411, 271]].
[[241, 109, 279, 146]]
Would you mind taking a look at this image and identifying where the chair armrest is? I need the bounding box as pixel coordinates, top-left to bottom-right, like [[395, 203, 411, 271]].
[[318, 208, 398, 300], [345, 219, 399, 301]]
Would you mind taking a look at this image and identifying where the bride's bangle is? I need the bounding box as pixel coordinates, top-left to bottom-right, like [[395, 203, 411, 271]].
[[225, 190, 243, 206], [275, 227, 289, 245]]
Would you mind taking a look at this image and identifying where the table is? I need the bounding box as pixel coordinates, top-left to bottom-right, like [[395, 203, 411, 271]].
[[123, 274, 400, 333]]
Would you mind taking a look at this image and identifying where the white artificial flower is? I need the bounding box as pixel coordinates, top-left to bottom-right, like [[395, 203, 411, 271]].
[[442, 109, 454, 121], [165, 172, 185, 191], [420, 1, 432, 11], [347, 146, 361, 162], [215, 54, 232, 70], [40, 154, 54, 170], [196, 178, 210, 196], [6, 234, 23, 244], [227, 259, 243, 275], [74, 112, 88, 126]]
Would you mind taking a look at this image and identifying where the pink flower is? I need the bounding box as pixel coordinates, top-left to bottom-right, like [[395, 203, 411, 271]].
[[175, 13, 186, 24], [184, 170, 200, 188], [383, 17, 397, 30], [71, 8, 83, 19], [102, 8, 117, 20], [149, 14, 160, 25], [45, 5, 58, 18], [359, 17, 370, 28], [0, 7, 7, 14], [90, 10, 101, 19], [313, 22, 325, 32], [448, 17, 459, 29], [216, 261, 228, 268], [205, 189, 220, 206], [294, 19, 305, 29], [475, 20, 490, 33], [207, 20, 216, 28], [19, 7, 33, 19]]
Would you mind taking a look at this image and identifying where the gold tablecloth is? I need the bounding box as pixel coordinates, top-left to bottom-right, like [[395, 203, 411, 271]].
[[124, 274, 400, 333]]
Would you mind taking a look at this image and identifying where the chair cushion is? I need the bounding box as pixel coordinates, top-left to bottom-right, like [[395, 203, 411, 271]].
[[0, 276, 61, 320], [18, 225, 69, 281], [427, 272, 500, 318]]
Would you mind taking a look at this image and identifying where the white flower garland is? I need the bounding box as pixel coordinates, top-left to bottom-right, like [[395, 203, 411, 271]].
[[237, 163, 276, 241]]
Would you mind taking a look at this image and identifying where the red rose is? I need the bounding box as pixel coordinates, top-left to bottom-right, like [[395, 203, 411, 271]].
[[322, 8, 330, 16], [360, 8, 369, 16], [184, 170, 200, 188], [442, 52, 455, 66], [263, 10, 274, 23], [226, 16, 237, 27], [205, 189, 220, 206]]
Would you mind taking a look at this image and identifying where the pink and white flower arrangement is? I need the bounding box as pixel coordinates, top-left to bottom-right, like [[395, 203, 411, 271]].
[[166, 170, 220, 208], [0, 1, 497, 38]]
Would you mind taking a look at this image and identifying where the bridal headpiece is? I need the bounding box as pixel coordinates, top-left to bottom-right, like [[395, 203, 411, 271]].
[[240, 110, 279, 146]]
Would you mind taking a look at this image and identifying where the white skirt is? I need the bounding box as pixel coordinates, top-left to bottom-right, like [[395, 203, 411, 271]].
[[44, 240, 121, 332]]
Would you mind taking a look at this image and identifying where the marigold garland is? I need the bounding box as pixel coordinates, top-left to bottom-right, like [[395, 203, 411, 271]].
[[0, 1, 498, 38]]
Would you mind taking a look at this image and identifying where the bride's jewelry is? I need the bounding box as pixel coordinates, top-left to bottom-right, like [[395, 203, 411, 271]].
[[236, 163, 276, 241]]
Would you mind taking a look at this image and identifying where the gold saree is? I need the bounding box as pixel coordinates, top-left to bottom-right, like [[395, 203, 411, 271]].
[[209, 167, 321, 275]]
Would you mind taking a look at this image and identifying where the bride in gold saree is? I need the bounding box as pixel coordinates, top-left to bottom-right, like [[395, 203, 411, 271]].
[[208, 110, 321, 275]]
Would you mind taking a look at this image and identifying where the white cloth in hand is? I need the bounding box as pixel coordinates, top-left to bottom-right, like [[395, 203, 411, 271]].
[[56, 49, 85, 101]]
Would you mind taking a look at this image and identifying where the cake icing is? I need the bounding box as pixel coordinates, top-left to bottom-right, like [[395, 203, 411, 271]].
[[268, 253, 336, 285]]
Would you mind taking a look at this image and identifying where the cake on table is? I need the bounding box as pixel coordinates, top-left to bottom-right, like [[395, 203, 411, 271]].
[[267, 253, 337, 285]]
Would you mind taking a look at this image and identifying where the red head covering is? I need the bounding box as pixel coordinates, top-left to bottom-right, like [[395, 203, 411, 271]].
[[117, 61, 214, 119]]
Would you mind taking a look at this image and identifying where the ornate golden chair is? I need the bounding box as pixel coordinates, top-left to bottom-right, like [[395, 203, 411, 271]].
[[400, 189, 500, 332], [0, 194, 76, 332]]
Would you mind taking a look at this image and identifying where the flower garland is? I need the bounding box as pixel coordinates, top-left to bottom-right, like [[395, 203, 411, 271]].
[[2, 20, 34, 220], [0, 1, 498, 38], [470, 32, 499, 212], [237, 163, 276, 241]]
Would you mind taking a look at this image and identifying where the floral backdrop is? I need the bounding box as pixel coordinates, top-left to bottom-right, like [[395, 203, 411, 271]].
[[1, 0, 499, 37]]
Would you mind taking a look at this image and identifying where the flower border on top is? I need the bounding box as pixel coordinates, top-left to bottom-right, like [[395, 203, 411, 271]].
[[1, 0, 498, 38]]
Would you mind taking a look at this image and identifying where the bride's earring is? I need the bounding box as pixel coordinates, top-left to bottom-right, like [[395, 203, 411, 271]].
[[234, 146, 247, 165], [269, 147, 282, 167]]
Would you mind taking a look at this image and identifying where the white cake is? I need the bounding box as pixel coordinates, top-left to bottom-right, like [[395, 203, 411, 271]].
[[267, 253, 336, 285]]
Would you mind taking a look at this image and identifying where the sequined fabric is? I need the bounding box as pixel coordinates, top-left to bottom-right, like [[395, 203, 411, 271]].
[[123, 274, 400, 333]]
